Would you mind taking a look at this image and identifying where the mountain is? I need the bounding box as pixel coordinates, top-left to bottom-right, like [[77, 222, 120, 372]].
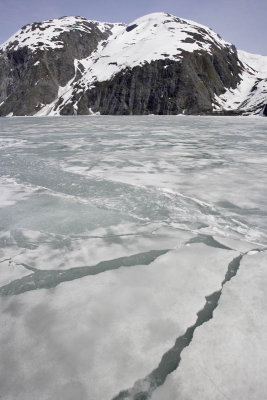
[[0, 12, 266, 116]]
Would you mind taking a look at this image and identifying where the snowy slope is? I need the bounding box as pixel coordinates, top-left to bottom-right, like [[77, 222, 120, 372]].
[[214, 50, 267, 114], [238, 50, 267, 77]]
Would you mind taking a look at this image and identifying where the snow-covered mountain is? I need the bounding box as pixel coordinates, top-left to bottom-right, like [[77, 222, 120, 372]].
[[0, 12, 266, 116]]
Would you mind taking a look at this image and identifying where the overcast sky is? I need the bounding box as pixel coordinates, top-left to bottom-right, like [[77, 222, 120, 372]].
[[0, 0, 266, 55]]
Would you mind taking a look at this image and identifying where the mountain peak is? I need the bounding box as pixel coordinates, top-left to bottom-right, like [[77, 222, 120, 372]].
[[0, 12, 266, 117], [0, 16, 121, 53]]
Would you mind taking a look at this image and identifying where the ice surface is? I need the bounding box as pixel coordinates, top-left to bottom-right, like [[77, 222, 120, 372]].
[[0, 257, 30, 286], [1, 116, 266, 243], [151, 250, 267, 400], [0, 177, 33, 207], [0, 116, 266, 399], [0, 244, 237, 400]]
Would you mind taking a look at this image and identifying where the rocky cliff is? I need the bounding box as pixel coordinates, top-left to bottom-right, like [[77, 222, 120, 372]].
[[0, 17, 123, 116], [0, 12, 266, 116]]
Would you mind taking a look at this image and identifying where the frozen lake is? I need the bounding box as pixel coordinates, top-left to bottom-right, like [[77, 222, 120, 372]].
[[0, 116, 266, 400]]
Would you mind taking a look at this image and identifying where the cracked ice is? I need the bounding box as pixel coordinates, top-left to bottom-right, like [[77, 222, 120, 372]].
[[0, 116, 267, 400]]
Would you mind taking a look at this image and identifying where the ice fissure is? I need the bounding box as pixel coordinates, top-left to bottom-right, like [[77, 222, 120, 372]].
[[0, 249, 170, 296], [111, 252, 246, 400], [186, 234, 234, 250]]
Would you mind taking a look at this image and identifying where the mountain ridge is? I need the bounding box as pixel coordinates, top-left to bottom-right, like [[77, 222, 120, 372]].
[[0, 12, 266, 116]]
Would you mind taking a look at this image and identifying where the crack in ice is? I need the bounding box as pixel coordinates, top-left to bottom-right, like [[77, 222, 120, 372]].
[[186, 234, 234, 251], [0, 249, 170, 296], [111, 251, 248, 400], [0, 258, 12, 264]]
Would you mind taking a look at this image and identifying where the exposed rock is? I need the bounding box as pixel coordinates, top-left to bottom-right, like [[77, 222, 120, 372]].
[[64, 48, 241, 116], [261, 104, 267, 116], [0, 17, 122, 116]]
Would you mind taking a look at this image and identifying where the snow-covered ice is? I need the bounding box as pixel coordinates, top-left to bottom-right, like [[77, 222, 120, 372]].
[[0, 115, 266, 399]]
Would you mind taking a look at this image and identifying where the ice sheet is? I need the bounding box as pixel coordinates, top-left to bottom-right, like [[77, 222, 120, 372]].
[[152, 250, 267, 400], [0, 116, 266, 400], [0, 244, 237, 400]]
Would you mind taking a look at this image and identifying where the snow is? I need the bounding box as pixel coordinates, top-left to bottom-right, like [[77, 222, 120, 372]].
[[0, 16, 118, 52], [238, 49, 267, 77], [152, 250, 267, 400]]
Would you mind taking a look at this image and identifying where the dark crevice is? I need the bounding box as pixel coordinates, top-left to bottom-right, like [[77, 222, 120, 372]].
[[186, 234, 234, 250], [112, 254, 243, 400], [0, 249, 170, 296], [0, 258, 12, 264]]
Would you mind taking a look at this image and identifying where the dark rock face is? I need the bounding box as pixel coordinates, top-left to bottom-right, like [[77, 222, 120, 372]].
[[263, 104, 267, 116], [126, 24, 138, 32], [60, 47, 242, 115], [0, 19, 117, 116]]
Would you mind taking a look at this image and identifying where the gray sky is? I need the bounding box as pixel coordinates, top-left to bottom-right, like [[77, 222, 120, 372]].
[[0, 0, 266, 55]]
